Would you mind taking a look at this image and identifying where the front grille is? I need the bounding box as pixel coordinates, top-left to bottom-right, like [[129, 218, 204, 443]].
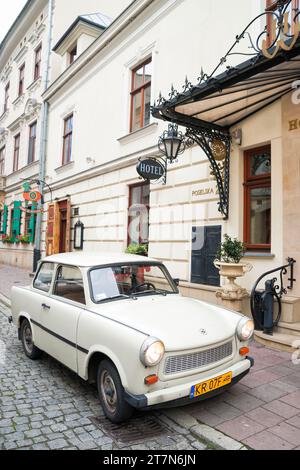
[[164, 341, 233, 375]]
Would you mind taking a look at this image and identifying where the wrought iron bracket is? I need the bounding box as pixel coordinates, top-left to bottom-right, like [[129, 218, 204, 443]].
[[185, 128, 231, 219]]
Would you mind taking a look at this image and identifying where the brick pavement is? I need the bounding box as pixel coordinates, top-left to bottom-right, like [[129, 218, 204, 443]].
[[0, 264, 300, 450], [0, 264, 32, 299]]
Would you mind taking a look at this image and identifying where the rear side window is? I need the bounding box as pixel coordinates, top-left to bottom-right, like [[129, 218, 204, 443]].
[[53, 265, 86, 305], [34, 263, 55, 293]]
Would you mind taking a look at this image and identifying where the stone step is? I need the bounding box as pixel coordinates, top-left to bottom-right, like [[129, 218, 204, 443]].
[[254, 330, 299, 353], [277, 322, 300, 337]]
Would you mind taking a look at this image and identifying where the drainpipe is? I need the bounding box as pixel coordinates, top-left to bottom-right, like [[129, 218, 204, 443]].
[[33, 0, 54, 272]]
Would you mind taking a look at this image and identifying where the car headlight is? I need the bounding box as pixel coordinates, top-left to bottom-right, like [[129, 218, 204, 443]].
[[140, 337, 165, 367], [237, 318, 254, 341]]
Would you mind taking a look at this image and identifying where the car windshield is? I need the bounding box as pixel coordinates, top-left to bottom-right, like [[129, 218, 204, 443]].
[[89, 263, 177, 303]]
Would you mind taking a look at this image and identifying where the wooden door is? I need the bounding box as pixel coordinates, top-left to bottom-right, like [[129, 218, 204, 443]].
[[46, 202, 60, 256]]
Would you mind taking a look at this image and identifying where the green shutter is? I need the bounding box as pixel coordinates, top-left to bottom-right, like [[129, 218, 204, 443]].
[[28, 203, 37, 243], [2, 205, 8, 235], [12, 201, 22, 241]]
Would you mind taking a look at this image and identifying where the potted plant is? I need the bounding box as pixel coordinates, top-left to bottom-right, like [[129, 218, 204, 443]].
[[214, 234, 252, 279], [19, 235, 31, 245], [2, 235, 14, 244], [125, 244, 148, 257]]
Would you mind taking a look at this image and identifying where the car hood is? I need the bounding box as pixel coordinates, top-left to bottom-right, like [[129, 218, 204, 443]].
[[91, 295, 243, 351]]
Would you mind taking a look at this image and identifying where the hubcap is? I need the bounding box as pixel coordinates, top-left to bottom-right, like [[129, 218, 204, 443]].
[[23, 325, 33, 354], [100, 370, 118, 413]]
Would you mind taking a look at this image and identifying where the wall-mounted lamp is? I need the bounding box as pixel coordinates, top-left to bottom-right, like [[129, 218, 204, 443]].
[[231, 128, 242, 146], [74, 220, 84, 250]]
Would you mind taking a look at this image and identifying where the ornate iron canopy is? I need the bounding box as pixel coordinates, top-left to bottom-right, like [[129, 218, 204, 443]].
[[152, 0, 300, 220]]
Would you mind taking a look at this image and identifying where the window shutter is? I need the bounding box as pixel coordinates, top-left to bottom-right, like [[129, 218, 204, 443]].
[[12, 201, 22, 241], [2, 205, 8, 235], [191, 226, 221, 287], [28, 203, 37, 243]]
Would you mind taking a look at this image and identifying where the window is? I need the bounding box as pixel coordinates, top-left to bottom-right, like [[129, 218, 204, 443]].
[[34, 44, 42, 80], [18, 64, 25, 96], [0, 146, 5, 175], [130, 58, 152, 132], [28, 121, 37, 164], [62, 114, 73, 165], [128, 182, 150, 246], [90, 264, 177, 304], [244, 146, 271, 252], [4, 82, 9, 113], [69, 45, 77, 65], [34, 262, 55, 293], [13, 134, 20, 172], [53, 265, 85, 305]]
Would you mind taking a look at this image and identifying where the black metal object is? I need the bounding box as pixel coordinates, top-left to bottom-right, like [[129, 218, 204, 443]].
[[250, 258, 296, 334], [74, 220, 84, 250], [33, 248, 41, 273]]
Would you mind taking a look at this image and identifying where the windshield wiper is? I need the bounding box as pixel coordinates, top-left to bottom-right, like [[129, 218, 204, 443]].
[[133, 289, 168, 297], [99, 294, 136, 303]]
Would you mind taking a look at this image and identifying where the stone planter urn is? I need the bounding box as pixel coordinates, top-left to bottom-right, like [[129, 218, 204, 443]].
[[214, 260, 253, 312]]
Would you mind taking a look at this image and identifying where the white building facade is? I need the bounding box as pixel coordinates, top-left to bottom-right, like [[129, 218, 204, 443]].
[[0, 0, 130, 269]]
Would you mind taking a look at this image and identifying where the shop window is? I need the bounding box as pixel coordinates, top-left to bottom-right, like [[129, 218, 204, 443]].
[[28, 121, 37, 164], [128, 183, 150, 246], [244, 146, 271, 252], [0, 146, 5, 175], [130, 58, 152, 132], [34, 44, 42, 80], [18, 64, 25, 97], [191, 226, 221, 287], [62, 114, 73, 165], [13, 134, 20, 172]]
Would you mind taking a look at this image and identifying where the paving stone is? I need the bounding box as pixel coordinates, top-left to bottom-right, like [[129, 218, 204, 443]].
[[269, 422, 300, 446], [263, 400, 300, 419], [245, 407, 284, 427], [243, 430, 294, 450], [216, 416, 265, 440], [286, 415, 300, 429], [32, 444, 49, 450], [247, 383, 288, 402], [48, 439, 69, 450], [223, 392, 264, 412], [279, 390, 300, 409], [241, 370, 281, 389]]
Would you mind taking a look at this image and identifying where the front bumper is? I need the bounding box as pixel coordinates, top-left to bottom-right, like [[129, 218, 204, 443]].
[[124, 357, 254, 410]]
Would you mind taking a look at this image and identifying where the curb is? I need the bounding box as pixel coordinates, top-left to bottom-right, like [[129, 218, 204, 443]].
[[164, 409, 248, 451]]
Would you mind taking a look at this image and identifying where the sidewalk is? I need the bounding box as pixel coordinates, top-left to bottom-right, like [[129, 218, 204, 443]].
[[0, 263, 300, 450], [0, 264, 32, 301]]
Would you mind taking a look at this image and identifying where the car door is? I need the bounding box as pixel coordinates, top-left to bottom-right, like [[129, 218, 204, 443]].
[[39, 264, 86, 373], [30, 262, 56, 349]]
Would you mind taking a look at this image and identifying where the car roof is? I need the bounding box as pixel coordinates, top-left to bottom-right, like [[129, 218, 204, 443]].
[[43, 252, 159, 268]]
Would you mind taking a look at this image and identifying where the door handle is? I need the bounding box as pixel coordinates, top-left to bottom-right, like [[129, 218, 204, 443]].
[[42, 304, 51, 310]]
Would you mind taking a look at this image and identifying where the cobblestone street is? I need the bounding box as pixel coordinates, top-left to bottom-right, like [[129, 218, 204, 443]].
[[0, 305, 207, 451]]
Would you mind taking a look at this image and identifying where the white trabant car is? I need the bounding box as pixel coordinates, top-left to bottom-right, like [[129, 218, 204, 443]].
[[11, 252, 254, 423]]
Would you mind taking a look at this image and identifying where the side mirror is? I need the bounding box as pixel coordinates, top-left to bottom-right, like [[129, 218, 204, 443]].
[[173, 278, 180, 287]]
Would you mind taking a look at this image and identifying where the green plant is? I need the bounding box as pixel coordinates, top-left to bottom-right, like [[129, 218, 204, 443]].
[[125, 243, 148, 256], [2, 236, 15, 244], [216, 234, 245, 264], [19, 235, 31, 244]]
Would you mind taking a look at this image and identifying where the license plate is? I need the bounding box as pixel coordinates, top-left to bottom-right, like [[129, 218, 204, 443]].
[[190, 372, 233, 399]]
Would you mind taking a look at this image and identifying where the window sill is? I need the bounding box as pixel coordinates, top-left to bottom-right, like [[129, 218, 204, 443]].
[[0, 109, 9, 122], [118, 122, 158, 145], [55, 161, 74, 174], [244, 252, 275, 259], [12, 94, 25, 109], [27, 77, 42, 93]]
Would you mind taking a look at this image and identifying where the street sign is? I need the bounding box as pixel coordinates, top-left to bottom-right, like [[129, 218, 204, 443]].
[[137, 158, 165, 182]]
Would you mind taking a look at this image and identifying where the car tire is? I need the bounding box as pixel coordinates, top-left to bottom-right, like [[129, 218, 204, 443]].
[[20, 319, 42, 360], [97, 360, 133, 424]]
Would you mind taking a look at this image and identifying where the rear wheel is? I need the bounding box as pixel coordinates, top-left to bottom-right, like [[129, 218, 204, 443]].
[[97, 360, 133, 423], [20, 319, 42, 360]]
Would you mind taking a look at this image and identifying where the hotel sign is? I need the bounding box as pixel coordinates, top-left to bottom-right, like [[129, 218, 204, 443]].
[[137, 158, 165, 182], [262, 13, 300, 59]]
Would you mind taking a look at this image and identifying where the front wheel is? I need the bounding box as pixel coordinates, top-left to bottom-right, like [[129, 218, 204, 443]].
[[97, 360, 133, 423], [20, 319, 42, 360]]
